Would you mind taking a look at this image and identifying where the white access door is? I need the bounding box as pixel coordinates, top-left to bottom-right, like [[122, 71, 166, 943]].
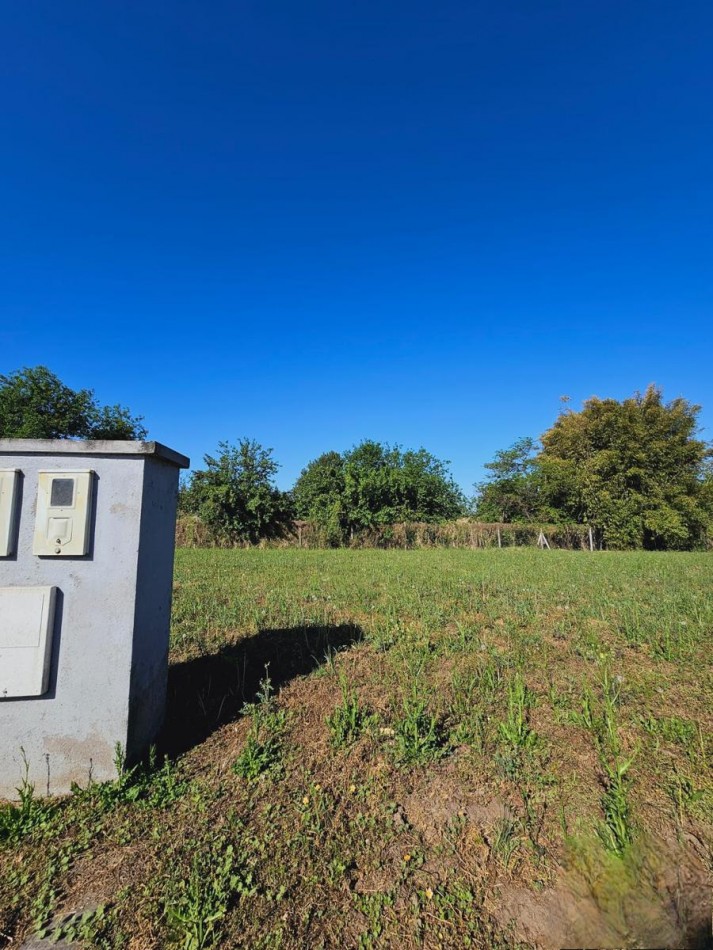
[[0, 586, 57, 698]]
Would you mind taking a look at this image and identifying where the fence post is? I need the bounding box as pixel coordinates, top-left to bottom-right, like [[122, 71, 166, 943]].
[[497, 527, 502, 549], [588, 526, 594, 552]]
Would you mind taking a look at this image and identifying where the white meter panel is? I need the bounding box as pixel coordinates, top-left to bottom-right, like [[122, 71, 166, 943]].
[[0, 586, 57, 698], [33, 470, 94, 556], [0, 469, 20, 557]]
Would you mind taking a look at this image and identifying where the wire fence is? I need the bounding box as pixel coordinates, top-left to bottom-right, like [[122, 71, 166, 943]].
[[175, 516, 598, 550]]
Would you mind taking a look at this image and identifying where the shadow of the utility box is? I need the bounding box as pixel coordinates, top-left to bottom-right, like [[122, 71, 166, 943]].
[[160, 622, 362, 757]]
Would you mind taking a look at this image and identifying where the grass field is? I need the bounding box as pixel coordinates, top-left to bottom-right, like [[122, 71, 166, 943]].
[[2, 549, 712, 948]]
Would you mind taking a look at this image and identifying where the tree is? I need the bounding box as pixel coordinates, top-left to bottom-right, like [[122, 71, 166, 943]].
[[474, 387, 713, 549], [540, 386, 713, 549], [473, 437, 552, 522], [181, 439, 293, 544], [292, 451, 347, 545], [0, 366, 146, 440], [293, 440, 466, 541]]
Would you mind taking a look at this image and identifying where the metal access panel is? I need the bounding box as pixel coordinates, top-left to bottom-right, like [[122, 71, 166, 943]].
[[0, 469, 20, 557], [0, 586, 57, 698], [33, 470, 94, 556]]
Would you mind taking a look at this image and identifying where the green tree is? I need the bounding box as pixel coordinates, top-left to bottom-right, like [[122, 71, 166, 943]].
[[292, 451, 346, 545], [702, 460, 713, 517], [181, 439, 293, 544], [0, 366, 146, 440], [293, 440, 465, 541], [540, 386, 713, 549], [473, 437, 553, 522]]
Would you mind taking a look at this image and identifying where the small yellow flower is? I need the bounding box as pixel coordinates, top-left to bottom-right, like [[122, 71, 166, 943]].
[[302, 795, 309, 805], [349, 784, 357, 794], [424, 888, 434, 900], [314, 783, 322, 791], [403, 853, 412, 862]]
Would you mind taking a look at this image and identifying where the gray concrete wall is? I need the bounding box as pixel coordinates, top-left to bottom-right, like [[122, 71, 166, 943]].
[[127, 457, 182, 759], [0, 441, 187, 798]]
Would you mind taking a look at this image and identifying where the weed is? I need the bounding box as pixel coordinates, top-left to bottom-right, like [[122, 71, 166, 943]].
[[326, 674, 374, 748], [0, 753, 56, 844], [448, 668, 489, 750], [499, 673, 536, 751], [31, 845, 73, 935], [39, 902, 121, 947], [600, 665, 623, 754], [598, 756, 634, 856], [354, 890, 395, 948], [640, 714, 698, 749], [478, 649, 507, 701], [233, 670, 286, 781], [451, 620, 479, 653], [417, 879, 503, 947], [490, 816, 521, 869], [569, 682, 597, 732], [296, 781, 334, 845], [450, 709, 487, 750], [568, 665, 637, 857], [669, 770, 705, 825], [162, 837, 256, 949], [233, 731, 281, 781], [74, 744, 189, 812], [392, 693, 444, 766]]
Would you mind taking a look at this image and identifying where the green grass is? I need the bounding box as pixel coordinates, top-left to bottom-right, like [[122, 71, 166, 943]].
[[1, 548, 711, 948]]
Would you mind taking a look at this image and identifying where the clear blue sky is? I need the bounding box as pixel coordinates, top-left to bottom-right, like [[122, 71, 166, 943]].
[[2, 1, 712, 492]]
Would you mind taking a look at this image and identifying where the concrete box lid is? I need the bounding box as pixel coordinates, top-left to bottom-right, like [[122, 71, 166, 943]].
[[0, 439, 190, 468]]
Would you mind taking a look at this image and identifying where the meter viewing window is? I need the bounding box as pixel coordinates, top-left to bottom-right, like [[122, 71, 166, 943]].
[[33, 470, 93, 556], [50, 478, 75, 507]]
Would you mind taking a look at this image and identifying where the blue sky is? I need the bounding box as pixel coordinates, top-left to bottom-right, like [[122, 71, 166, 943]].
[[2, 1, 712, 492]]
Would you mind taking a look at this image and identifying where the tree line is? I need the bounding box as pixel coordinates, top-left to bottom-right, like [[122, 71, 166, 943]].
[[2, 367, 712, 550], [179, 438, 466, 546]]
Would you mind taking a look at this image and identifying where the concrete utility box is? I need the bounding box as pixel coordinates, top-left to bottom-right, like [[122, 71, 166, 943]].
[[0, 440, 189, 798]]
